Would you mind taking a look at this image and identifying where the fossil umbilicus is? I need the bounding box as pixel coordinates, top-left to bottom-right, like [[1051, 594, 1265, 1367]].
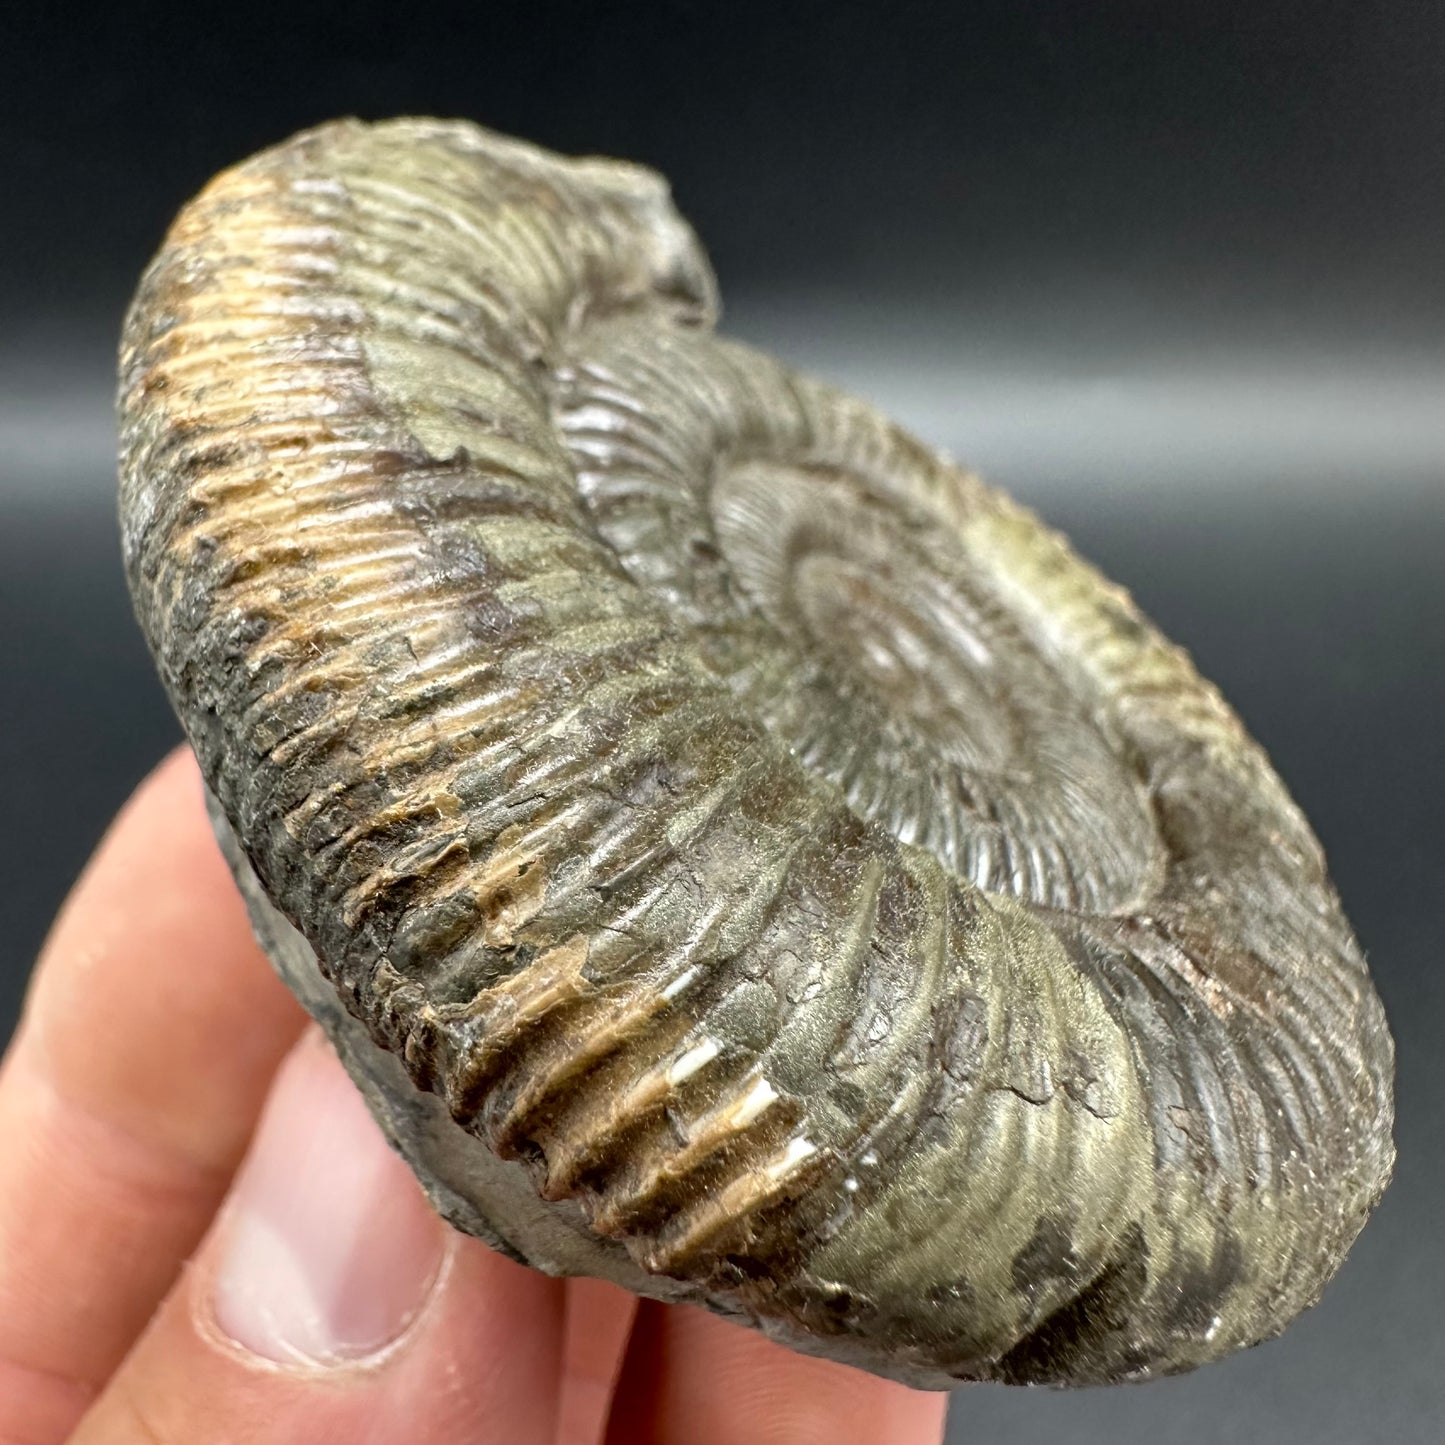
[[117, 118, 1395, 1388]]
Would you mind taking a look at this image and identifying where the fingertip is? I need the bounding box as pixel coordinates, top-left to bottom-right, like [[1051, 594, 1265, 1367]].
[[558, 1276, 638, 1445], [19, 745, 305, 1176], [605, 1302, 949, 1445], [0, 745, 306, 1441], [62, 744, 205, 898], [70, 1033, 567, 1445], [206, 1028, 450, 1369]]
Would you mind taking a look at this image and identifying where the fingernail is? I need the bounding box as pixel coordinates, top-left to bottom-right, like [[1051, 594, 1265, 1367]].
[[211, 1030, 447, 1366]]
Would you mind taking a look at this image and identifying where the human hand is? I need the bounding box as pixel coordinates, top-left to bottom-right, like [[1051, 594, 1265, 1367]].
[[0, 748, 949, 1444]]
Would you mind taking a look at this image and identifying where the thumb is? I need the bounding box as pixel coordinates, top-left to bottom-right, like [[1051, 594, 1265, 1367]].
[[70, 1029, 565, 1444]]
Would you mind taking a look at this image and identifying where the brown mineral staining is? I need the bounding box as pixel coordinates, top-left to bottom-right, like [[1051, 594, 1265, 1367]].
[[470, 835, 548, 948], [119, 118, 1395, 1387]]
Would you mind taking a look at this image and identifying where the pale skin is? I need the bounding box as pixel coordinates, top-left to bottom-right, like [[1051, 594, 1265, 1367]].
[[0, 747, 949, 1444]]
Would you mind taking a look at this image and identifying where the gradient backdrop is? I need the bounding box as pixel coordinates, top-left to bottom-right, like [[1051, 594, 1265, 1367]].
[[1, 4, 1440, 1440]]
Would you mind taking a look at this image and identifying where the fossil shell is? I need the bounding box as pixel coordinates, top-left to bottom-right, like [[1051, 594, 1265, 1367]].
[[117, 117, 1395, 1388]]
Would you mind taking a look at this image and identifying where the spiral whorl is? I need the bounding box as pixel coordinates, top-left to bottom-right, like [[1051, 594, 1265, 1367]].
[[118, 118, 1394, 1386]]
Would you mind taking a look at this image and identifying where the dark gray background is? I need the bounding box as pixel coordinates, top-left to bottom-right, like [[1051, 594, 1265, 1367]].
[[1, 3, 1440, 1439]]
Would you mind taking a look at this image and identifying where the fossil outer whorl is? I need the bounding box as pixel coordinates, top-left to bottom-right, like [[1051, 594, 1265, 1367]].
[[117, 118, 1395, 1387]]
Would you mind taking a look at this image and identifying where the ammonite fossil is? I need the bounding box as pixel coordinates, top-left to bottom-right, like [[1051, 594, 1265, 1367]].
[[117, 118, 1395, 1388]]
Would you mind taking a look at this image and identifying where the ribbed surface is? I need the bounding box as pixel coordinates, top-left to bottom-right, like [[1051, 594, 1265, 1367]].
[[118, 118, 1394, 1385]]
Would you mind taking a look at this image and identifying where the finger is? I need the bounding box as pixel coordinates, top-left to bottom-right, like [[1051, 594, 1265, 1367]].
[[604, 1300, 949, 1445], [556, 1277, 638, 1445], [71, 1030, 565, 1444], [0, 747, 307, 1441]]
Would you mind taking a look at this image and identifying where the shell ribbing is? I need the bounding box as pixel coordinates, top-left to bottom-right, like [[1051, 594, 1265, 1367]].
[[119, 118, 1394, 1386]]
